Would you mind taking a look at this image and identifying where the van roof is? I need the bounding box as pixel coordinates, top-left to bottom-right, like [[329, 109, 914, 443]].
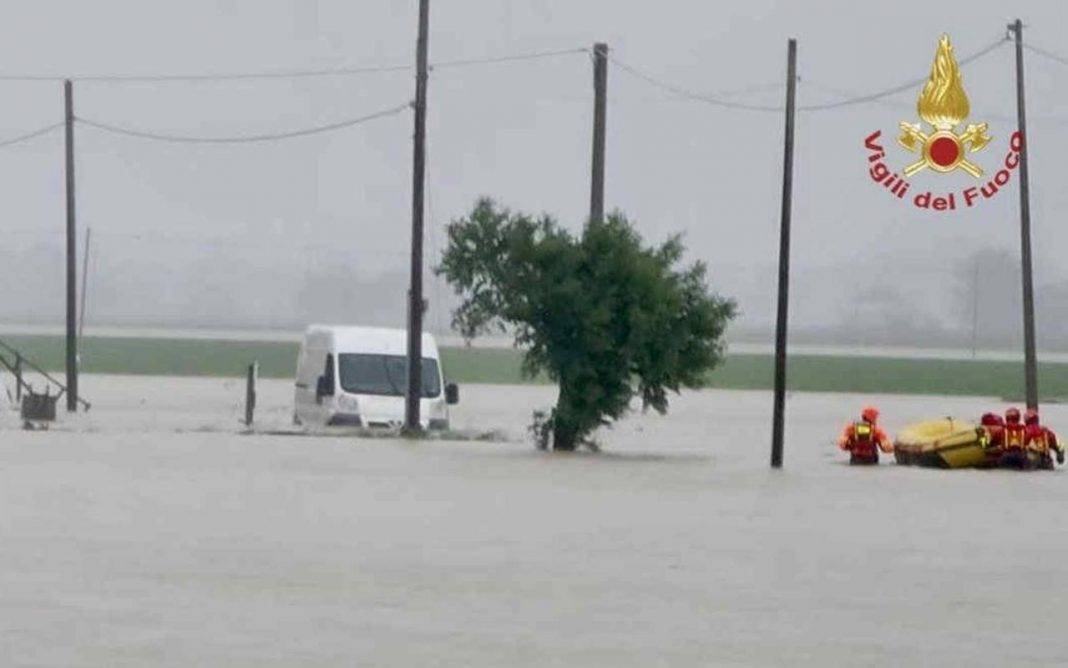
[[304, 325, 440, 358]]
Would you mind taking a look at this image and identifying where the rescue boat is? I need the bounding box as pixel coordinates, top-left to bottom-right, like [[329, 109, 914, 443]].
[[893, 418, 992, 469]]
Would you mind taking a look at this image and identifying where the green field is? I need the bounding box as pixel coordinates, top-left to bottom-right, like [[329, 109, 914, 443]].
[[2, 334, 1066, 399]]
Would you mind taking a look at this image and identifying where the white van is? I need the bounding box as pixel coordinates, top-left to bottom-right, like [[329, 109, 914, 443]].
[[293, 325, 458, 430]]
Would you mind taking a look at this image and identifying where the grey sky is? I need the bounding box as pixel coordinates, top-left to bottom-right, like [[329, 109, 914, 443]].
[[2, 1, 1067, 338]]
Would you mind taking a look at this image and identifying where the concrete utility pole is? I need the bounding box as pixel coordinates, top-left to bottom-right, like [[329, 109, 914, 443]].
[[770, 39, 797, 469], [64, 79, 78, 412], [589, 42, 608, 224], [405, 0, 430, 432], [1010, 18, 1039, 411]]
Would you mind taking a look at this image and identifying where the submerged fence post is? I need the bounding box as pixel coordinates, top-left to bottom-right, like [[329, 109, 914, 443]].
[[771, 39, 797, 469]]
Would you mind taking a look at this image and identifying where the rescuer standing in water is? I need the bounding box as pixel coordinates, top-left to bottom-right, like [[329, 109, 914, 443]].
[[979, 412, 1006, 467], [838, 406, 894, 465], [999, 407, 1029, 469], [1024, 408, 1065, 470]]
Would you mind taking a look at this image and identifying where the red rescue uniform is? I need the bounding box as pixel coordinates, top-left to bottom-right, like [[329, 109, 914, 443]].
[[1025, 424, 1064, 470], [998, 424, 1029, 468], [1003, 422, 1026, 450], [838, 421, 893, 465]]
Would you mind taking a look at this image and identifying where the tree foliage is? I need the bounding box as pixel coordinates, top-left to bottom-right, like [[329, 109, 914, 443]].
[[438, 198, 737, 450]]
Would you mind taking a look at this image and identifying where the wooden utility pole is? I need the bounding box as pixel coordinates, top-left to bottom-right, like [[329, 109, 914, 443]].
[[589, 42, 608, 224], [78, 227, 91, 353], [970, 256, 980, 359], [64, 79, 78, 413], [1010, 18, 1038, 410], [770, 39, 797, 469], [244, 361, 258, 427], [405, 0, 430, 432]]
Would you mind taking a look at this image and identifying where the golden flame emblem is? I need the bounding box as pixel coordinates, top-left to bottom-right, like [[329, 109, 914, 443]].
[[898, 34, 991, 178]]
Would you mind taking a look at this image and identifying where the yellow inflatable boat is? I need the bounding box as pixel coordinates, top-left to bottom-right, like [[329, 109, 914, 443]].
[[893, 418, 992, 469]]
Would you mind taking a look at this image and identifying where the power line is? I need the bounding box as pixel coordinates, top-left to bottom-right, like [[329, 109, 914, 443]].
[[4, 228, 410, 255], [798, 36, 1009, 111], [1023, 42, 1068, 67], [0, 122, 64, 149], [800, 79, 1051, 124], [611, 35, 1010, 113], [0, 47, 588, 83], [609, 55, 783, 111], [75, 102, 411, 144], [78, 63, 413, 83], [0, 64, 412, 83], [433, 47, 588, 70], [92, 230, 411, 255]]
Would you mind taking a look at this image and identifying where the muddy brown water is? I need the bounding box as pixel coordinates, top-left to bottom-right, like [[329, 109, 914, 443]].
[[2, 376, 1065, 665]]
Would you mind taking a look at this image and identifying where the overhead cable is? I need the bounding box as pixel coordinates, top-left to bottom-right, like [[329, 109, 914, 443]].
[[73, 63, 412, 83], [609, 55, 783, 111], [798, 36, 1009, 111], [433, 47, 589, 70], [1023, 42, 1068, 67], [803, 78, 1068, 125], [0, 47, 588, 83], [75, 102, 411, 144], [0, 122, 64, 149], [611, 35, 1009, 113], [0, 64, 411, 83]]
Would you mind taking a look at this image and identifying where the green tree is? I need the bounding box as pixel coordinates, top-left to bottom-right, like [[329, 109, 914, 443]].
[[438, 198, 737, 451]]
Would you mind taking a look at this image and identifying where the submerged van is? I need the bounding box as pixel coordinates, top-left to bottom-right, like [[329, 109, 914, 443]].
[[293, 325, 458, 430]]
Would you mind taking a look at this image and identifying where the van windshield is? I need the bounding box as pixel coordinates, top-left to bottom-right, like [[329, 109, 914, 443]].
[[337, 354, 441, 398]]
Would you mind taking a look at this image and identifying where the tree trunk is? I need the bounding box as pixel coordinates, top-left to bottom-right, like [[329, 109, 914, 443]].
[[552, 381, 579, 451], [552, 419, 578, 451]]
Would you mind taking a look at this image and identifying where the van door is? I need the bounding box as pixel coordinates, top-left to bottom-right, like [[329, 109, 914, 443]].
[[314, 353, 337, 424], [295, 347, 327, 425]]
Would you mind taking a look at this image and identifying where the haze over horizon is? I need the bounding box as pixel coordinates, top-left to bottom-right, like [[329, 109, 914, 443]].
[[3, 1, 1067, 349]]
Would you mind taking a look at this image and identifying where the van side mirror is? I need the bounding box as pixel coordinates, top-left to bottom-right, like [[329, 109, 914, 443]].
[[316, 375, 334, 400], [445, 382, 459, 405]]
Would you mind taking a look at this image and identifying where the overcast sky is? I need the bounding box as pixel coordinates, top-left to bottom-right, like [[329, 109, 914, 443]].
[[2, 1, 1067, 336]]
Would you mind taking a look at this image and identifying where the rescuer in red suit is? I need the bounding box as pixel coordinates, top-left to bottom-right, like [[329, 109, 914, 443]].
[[999, 407, 1029, 469], [980, 412, 1005, 446], [979, 412, 1005, 467], [838, 406, 893, 465], [1024, 408, 1064, 470]]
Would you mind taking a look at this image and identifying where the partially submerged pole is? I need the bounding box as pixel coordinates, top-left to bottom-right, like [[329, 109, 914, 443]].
[[245, 362, 258, 427], [970, 256, 980, 359], [64, 79, 78, 413], [15, 353, 22, 403], [1010, 18, 1039, 411], [78, 227, 91, 361], [770, 39, 797, 469], [589, 42, 608, 224], [405, 0, 431, 432]]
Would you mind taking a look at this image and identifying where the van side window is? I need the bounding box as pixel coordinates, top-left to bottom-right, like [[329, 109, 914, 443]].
[[324, 354, 335, 386]]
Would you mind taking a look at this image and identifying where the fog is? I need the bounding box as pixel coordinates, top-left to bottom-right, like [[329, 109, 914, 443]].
[[3, 1, 1068, 349]]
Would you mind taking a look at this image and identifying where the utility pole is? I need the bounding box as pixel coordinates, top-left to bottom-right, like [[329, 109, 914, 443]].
[[970, 256, 980, 359], [405, 0, 430, 432], [589, 42, 608, 224], [1010, 18, 1038, 410], [770, 39, 797, 469], [78, 227, 91, 354], [64, 79, 78, 412]]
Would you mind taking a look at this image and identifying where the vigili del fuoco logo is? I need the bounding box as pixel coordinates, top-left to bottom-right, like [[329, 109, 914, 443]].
[[864, 34, 1022, 212]]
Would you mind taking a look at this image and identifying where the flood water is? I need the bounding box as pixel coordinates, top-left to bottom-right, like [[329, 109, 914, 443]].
[[2, 376, 1065, 665]]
